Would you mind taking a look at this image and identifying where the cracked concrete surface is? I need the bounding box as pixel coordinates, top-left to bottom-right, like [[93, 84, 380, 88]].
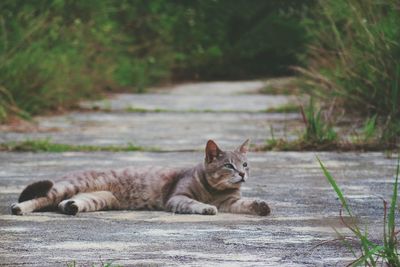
[[0, 80, 304, 150], [0, 152, 398, 266], [0, 79, 398, 266]]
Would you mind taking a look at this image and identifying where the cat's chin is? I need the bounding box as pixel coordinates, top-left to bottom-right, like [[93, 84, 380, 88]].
[[227, 181, 243, 189], [229, 178, 245, 185]]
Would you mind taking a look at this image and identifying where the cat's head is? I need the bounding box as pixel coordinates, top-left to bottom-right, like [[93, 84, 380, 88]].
[[204, 139, 250, 190]]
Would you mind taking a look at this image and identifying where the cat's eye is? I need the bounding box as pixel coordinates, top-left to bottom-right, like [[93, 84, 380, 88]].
[[243, 162, 248, 167], [224, 163, 235, 169]]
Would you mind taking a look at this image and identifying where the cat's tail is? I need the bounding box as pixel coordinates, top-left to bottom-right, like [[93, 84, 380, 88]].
[[18, 180, 54, 202]]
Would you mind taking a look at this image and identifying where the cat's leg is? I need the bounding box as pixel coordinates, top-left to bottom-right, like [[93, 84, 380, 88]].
[[58, 191, 120, 215], [218, 197, 271, 216], [11, 180, 83, 215], [166, 195, 218, 215], [11, 196, 57, 215]]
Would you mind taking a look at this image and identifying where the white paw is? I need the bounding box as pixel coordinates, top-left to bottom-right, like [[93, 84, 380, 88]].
[[201, 205, 217, 215], [11, 203, 23, 215], [59, 200, 79, 215]]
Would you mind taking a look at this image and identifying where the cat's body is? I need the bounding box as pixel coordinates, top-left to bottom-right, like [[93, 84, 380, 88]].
[[11, 140, 271, 216]]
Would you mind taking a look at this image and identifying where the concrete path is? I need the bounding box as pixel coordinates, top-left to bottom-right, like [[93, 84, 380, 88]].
[[0, 79, 398, 266], [0, 79, 303, 150]]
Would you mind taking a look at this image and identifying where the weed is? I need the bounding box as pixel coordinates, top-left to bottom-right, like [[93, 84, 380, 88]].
[[361, 115, 377, 143], [259, 78, 301, 95], [124, 106, 167, 113], [300, 99, 337, 144], [265, 104, 299, 113], [301, 0, 400, 145], [66, 260, 122, 267], [0, 139, 156, 153], [317, 156, 400, 266]]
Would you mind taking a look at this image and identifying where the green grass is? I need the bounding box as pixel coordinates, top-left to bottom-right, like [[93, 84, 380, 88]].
[[260, 78, 302, 95], [317, 156, 400, 266], [263, 106, 398, 151], [67, 260, 122, 267], [300, 99, 337, 145], [0, 139, 156, 153], [301, 0, 400, 145], [263, 138, 397, 152], [265, 104, 299, 113], [0, 1, 312, 122], [124, 106, 168, 113], [361, 115, 378, 143], [92, 106, 272, 114]]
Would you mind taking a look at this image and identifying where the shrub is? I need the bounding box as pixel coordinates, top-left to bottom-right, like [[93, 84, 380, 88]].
[[301, 0, 400, 145], [0, 0, 312, 121]]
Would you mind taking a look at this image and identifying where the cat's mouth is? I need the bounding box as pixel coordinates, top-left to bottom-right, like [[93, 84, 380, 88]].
[[230, 179, 245, 184]]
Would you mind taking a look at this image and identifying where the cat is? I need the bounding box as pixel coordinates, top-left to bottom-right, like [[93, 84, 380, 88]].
[[11, 139, 271, 216]]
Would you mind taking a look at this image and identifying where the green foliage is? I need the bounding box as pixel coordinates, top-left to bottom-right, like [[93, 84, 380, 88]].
[[265, 104, 299, 113], [67, 260, 122, 267], [317, 156, 400, 266], [171, 0, 312, 80], [302, 0, 400, 145], [362, 115, 377, 142], [0, 0, 312, 121], [300, 99, 337, 144], [0, 139, 150, 152]]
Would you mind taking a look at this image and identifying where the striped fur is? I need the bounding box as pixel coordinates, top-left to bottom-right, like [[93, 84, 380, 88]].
[[11, 140, 270, 216]]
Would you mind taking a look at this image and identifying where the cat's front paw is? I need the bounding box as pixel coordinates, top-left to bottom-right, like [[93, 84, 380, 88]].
[[251, 200, 271, 216], [201, 205, 218, 215]]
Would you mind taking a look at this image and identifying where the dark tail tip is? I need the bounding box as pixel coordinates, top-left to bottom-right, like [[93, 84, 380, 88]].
[[18, 180, 53, 203]]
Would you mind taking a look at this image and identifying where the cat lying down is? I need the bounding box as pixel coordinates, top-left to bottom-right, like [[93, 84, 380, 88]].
[[11, 139, 271, 216]]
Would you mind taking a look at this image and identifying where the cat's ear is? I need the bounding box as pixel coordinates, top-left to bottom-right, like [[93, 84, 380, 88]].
[[205, 140, 222, 163], [236, 139, 250, 154]]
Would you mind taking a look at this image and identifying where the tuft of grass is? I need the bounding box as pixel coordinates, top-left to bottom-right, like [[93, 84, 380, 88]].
[[300, 99, 337, 145], [259, 78, 302, 95], [67, 260, 122, 267], [317, 156, 400, 266], [124, 106, 168, 113], [361, 115, 378, 143], [301, 0, 400, 145], [265, 104, 299, 113], [0, 139, 156, 153]]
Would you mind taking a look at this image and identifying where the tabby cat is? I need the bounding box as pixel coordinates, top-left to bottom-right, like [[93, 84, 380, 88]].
[[11, 139, 271, 216]]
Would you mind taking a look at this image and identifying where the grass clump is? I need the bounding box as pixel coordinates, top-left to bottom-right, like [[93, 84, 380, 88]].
[[265, 104, 299, 113], [0, 1, 312, 122], [263, 100, 397, 151], [67, 260, 122, 267], [361, 115, 378, 143], [300, 99, 337, 145], [317, 156, 400, 266], [124, 107, 168, 113], [0, 139, 149, 153], [301, 0, 400, 146]]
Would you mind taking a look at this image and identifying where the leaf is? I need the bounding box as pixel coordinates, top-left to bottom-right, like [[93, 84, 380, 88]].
[[317, 156, 352, 216]]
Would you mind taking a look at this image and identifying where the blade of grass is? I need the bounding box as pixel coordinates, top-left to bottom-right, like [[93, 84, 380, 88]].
[[317, 156, 352, 216], [386, 155, 400, 266], [350, 245, 384, 266]]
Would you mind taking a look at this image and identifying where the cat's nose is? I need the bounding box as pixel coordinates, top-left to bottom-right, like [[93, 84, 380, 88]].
[[239, 172, 245, 179]]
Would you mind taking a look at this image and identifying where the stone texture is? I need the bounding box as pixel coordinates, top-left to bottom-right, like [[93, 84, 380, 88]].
[[81, 79, 297, 112], [0, 112, 302, 150], [80, 93, 297, 112], [0, 79, 302, 150], [0, 151, 398, 266]]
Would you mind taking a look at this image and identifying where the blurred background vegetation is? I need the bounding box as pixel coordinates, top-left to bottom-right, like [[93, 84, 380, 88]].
[[0, 0, 399, 144], [0, 0, 311, 118]]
